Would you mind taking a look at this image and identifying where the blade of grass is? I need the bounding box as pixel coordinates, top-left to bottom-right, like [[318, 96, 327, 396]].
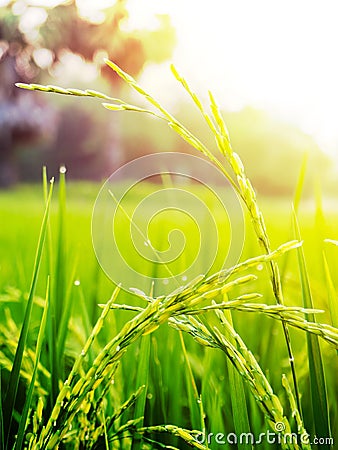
[[314, 176, 326, 278], [3, 178, 54, 449], [55, 166, 67, 330], [150, 336, 167, 424], [42, 167, 58, 413], [132, 283, 153, 450], [78, 282, 96, 365], [131, 335, 150, 450], [294, 153, 308, 213], [56, 260, 78, 363], [293, 209, 332, 448], [323, 255, 338, 352], [179, 332, 206, 435], [220, 298, 252, 450], [281, 152, 308, 282], [14, 278, 50, 450], [51, 166, 67, 399]]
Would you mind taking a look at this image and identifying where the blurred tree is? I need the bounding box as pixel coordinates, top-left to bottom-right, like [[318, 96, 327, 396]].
[[0, 0, 176, 186], [0, 8, 54, 185]]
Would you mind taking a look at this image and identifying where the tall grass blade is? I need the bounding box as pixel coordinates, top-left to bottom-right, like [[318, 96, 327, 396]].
[[49, 166, 68, 402], [3, 179, 54, 449], [179, 332, 205, 433], [56, 261, 77, 363], [78, 282, 96, 365], [42, 166, 59, 412], [55, 166, 67, 328], [293, 210, 332, 448], [131, 335, 150, 450], [14, 278, 50, 450], [323, 255, 338, 351], [150, 336, 167, 424], [132, 282, 153, 449], [280, 153, 308, 283], [293, 153, 308, 213], [221, 303, 252, 450], [314, 177, 326, 280]]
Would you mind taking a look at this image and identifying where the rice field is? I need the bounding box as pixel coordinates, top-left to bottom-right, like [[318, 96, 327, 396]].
[[1, 176, 337, 449], [1, 61, 338, 449]]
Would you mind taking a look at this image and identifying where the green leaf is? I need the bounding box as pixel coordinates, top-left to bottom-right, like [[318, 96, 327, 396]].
[[3, 178, 53, 449], [293, 210, 332, 449], [131, 335, 151, 450], [218, 303, 252, 450], [179, 332, 205, 433], [14, 278, 50, 450], [323, 255, 338, 342]]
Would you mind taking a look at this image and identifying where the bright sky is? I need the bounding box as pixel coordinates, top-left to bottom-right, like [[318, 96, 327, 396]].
[[4, 0, 338, 158], [124, 0, 338, 160]]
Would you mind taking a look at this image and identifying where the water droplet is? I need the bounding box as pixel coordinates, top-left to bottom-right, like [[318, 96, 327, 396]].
[[147, 393, 153, 400], [144, 240, 149, 247], [74, 280, 80, 286], [81, 350, 85, 356], [69, 424, 72, 431], [197, 399, 201, 404], [182, 275, 188, 281], [163, 279, 169, 285], [116, 345, 120, 352], [257, 264, 264, 271], [59, 165, 67, 174], [111, 379, 115, 385], [53, 421, 56, 426]]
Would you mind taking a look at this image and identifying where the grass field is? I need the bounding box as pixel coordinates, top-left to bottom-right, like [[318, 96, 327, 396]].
[[0, 180, 337, 449]]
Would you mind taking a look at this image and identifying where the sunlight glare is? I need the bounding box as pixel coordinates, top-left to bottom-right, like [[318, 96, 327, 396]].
[[127, 0, 338, 159]]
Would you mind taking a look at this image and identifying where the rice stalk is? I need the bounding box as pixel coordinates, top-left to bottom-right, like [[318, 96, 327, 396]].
[[170, 310, 302, 450], [282, 375, 310, 450], [293, 210, 332, 447], [15, 62, 338, 449], [169, 64, 302, 416], [3, 178, 54, 450], [135, 424, 208, 450]]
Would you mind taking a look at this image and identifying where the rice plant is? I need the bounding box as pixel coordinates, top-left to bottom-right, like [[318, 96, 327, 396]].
[[0, 60, 336, 449]]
